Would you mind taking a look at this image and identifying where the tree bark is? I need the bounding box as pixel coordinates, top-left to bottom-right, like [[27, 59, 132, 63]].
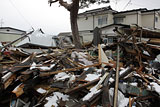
[[70, 0, 82, 49], [49, 0, 82, 48]]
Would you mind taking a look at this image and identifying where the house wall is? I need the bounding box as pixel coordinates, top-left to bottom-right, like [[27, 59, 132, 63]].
[[94, 13, 113, 28], [0, 33, 22, 45], [125, 14, 137, 25], [101, 26, 117, 36], [78, 15, 94, 31], [142, 13, 154, 29], [80, 33, 93, 43], [78, 9, 160, 33], [114, 13, 139, 25], [155, 12, 160, 29], [138, 12, 142, 26], [78, 13, 114, 31], [0, 28, 24, 35]]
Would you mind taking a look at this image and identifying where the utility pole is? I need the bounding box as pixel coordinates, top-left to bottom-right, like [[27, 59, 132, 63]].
[[0, 19, 4, 27]]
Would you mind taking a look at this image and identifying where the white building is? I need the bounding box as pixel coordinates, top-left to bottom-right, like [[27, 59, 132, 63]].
[[77, 7, 160, 44], [0, 27, 26, 46], [78, 7, 160, 31]]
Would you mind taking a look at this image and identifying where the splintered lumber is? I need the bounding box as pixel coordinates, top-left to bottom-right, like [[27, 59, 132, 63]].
[[3, 74, 16, 89], [65, 78, 99, 94], [98, 44, 109, 68], [12, 84, 25, 97], [67, 58, 84, 67], [136, 66, 149, 84], [39, 63, 100, 77]]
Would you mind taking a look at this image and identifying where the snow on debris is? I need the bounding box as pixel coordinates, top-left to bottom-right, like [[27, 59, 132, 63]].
[[109, 77, 114, 83], [37, 88, 47, 94], [30, 62, 37, 70], [71, 51, 93, 65], [84, 67, 89, 71], [85, 74, 100, 81], [45, 92, 69, 107], [119, 67, 130, 75], [30, 62, 55, 70], [143, 50, 150, 56], [82, 84, 101, 101], [130, 83, 138, 87], [54, 72, 70, 81], [109, 88, 129, 107], [150, 82, 160, 94]]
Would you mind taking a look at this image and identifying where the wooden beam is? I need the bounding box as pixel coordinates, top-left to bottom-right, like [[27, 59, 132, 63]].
[[39, 63, 100, 77], [65, 78, 99, 94]]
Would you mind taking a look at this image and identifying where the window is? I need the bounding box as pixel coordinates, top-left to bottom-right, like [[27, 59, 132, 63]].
[[98, 16, 107, 25], [114, 17, 124, 24]]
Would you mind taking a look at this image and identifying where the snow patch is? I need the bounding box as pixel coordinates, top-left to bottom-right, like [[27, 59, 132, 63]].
[[120, 67, 129, 75], [37, 88, 47, 94], [109, 88, 129, 107], [130, 83, 138, 86], [109, 78, 114, 82], [82, 85, 101, 101], [30, 62, 55, 70], [54, 72, 70, 81], [85, 74, 100, 81], [45, 92, 69, 107], [150, 82, 160, 94], [143, 51, 150, 56]]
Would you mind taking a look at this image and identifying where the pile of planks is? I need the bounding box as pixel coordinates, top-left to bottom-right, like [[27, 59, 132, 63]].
[[0, 27, 160, 106]]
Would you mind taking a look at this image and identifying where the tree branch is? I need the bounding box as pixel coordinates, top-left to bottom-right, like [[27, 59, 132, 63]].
[[58, 0, 72, 11], [48, 0, 58, 6]]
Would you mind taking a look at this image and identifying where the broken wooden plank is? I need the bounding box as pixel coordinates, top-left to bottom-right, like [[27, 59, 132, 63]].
[[39, 63, 101, 77], [12, 84, 25, 97], [65, 78, 99, 94], [4, 74, 16, 89]]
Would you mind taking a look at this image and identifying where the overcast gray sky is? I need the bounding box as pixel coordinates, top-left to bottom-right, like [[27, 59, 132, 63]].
[[0, 0, 160, 35]]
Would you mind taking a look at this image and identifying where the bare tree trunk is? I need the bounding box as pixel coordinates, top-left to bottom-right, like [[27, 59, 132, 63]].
[[70, 0, 82, 49]]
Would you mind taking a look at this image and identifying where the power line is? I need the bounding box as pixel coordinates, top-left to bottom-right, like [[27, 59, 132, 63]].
[[122, 0, 132, 10], [8, 0, 33, 28]]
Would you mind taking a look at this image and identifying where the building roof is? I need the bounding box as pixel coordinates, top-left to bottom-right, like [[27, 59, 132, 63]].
[[141, 9, 160, 13], [16, 29, 57, 48], [101, 24, 130, 29], [0, 27, 26, 33], [79, 7, 160, 16], [78, 6, 116, 16], [114, 8, 147, 14]]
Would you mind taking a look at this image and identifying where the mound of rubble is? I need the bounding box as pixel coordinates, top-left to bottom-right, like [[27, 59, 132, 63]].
[[0, 26, 160, 107]]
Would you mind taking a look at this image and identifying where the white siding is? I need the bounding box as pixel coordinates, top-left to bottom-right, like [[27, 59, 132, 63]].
[[78, 9, 160, 31], [78, 13, 114, 31], [95, 13, 113, 28], [0, 33, 22, 45], [138, 12, 142, 26], [125, 14, 137, 25], [77, 16, 93, 31], [0, 28, 24, 35], [142, 13, 154, 29], [155, 13, 160, 29]]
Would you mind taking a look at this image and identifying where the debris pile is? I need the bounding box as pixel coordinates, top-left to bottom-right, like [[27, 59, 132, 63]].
[[0, 26, 160, 107]]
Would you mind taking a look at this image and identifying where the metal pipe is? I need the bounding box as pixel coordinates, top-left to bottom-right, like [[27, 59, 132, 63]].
[[113, 43, 120, 107]]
